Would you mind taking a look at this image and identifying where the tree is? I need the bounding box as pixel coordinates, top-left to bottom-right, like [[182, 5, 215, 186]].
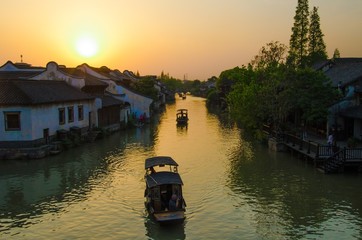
[[333, 48, 341, 59], [282, 68, 339, 127], [251, 41, 288, 69], [134, 77, 158, 100], [217, 66, 251, 103], [308, 6, 327, 65], [288, 0, 310, 68], [227, 42, 288, 131]]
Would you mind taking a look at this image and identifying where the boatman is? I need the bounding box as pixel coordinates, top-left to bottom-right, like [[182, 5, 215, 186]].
[[168, 194, 178, 211]]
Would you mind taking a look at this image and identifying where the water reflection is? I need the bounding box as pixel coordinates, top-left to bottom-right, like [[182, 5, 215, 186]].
[[2, 96, 362, 239], [144, 217, 186, 240], [0, 126, 157, 234], [176, 124, 188, 135], [227, 140, 362, 238]]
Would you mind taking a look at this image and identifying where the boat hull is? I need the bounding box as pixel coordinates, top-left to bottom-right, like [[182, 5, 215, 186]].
[[153, 211, 185, 224]]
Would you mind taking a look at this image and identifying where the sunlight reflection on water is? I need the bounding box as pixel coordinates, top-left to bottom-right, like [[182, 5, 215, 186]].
[[1, 96, 362, 239]]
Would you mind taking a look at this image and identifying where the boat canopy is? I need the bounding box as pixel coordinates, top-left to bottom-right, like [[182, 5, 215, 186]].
[[145, 172, 183, 188], [145, 156, 178, 169], [177, 109, 188, 113]]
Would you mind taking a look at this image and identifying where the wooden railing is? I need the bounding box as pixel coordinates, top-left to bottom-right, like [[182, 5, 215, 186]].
[[263, 125, 362, 173], [282, 132, 319, 155]]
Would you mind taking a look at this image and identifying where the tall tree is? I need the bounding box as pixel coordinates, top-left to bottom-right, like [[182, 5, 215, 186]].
[[288, 0, 310, 68], [228, 42, 288, 131], [308, 6, 327, 65]]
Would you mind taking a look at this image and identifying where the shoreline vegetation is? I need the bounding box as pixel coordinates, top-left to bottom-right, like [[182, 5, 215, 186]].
[[163, 0, 341, 141]]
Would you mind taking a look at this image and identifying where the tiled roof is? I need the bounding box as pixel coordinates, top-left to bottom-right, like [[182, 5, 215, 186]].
[[84, 73, 109, 86], [0, 80, 95, 105], [0, 71, 41, 80], [100, 95, 124, 107], [59, 67, 85, 78], [323, 58, 362, 87]]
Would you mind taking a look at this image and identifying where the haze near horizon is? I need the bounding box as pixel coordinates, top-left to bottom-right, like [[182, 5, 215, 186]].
[[0, 0, 361, 80]]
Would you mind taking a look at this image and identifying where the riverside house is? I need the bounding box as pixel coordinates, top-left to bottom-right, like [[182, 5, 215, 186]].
[[82, 65, 155, 120], [0, 79, 96, 158], [30, 62, 125, 131], [318, 58, 362, 141], [0, 60, 162, 159]]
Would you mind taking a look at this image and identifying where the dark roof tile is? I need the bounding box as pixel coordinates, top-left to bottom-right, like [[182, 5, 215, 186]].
[[0, 80, 95, 105], [0, 71, 41, 80], [100, 95, 124, 107], [323, 58, 362, 87]]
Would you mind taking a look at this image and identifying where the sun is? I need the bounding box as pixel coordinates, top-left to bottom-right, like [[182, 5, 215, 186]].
[[75, 36, 99, 58]]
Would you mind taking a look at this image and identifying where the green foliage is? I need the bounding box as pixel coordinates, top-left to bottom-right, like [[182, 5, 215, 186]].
[[333, 48, 341, 59], [251, 41, 288, 69], [133, 77, 158, 100], [288, 0, 310, 68], [308, 6, 327, 65], [227, 42, 289, 130], [288, 1, 328, 68], [217, 66, 253, 93], [283, 68, 339, 125], [206, 89, 218, 106], [158, 72, 183, 92], [224, 40, 338, 133]]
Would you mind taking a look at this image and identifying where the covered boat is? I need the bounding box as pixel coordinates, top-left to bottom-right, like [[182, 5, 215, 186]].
[[176, 109, 188, 125], [144, 156, 186, 224]]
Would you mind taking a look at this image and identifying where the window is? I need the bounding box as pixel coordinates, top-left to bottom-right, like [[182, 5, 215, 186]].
[[59, 108, 65, 125], [4, 112, 21, 131], [68, 106, 74, 123], [78, 105, 84, 121]]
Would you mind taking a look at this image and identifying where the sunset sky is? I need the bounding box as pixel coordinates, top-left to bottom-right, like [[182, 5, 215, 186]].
[[1, 0, 361, 80]]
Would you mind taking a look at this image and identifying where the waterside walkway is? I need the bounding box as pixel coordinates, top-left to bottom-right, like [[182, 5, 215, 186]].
[[266, 129, 362, 174]]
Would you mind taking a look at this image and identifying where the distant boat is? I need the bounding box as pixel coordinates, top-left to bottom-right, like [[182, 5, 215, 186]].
[[176, 109, 188, 125], [178, 92, 186, 99], [144, 156, 186, 224]]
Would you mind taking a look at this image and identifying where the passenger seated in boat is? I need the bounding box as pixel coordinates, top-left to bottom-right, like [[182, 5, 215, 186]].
[[168, 194, 178, 211], [161, 192, 168, 210]]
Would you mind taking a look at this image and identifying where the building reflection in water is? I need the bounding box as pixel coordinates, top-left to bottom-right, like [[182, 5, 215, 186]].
[[0, 126, 157, 233]]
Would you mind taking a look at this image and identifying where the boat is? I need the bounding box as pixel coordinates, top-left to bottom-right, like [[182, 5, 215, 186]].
[[178, 92, 186, 99], [144, 156, 186, 224], [176, 109, 188, 125]]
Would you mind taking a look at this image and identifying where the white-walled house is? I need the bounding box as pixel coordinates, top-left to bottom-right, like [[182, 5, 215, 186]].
[[0, 80, 96, 149], [113, 81, 153, 119], [78, 64, 154, 119], [0, 60, 160, 136], [30, 61, 86, 90]]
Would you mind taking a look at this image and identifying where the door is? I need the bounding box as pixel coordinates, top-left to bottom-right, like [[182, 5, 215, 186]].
[[88, 111, 92, 130], [43, 128, 49, 144]]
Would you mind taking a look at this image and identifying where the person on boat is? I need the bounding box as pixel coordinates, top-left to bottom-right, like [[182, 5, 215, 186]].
[[168, 194, 179, 211], [161, 192, 168, 210]]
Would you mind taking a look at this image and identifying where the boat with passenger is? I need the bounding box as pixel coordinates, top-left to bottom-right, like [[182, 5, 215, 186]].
[[176, 109, 188, 125], [144, 156, 186, 224]]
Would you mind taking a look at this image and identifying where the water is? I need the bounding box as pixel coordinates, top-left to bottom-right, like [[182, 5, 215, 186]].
[[1, 96, 362, 240]]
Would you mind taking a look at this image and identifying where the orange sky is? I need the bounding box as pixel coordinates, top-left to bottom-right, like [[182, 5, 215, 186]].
[[0, 0, 361, 80]]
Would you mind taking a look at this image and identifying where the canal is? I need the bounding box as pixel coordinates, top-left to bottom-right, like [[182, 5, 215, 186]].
[[1, 96, 362, 239]]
